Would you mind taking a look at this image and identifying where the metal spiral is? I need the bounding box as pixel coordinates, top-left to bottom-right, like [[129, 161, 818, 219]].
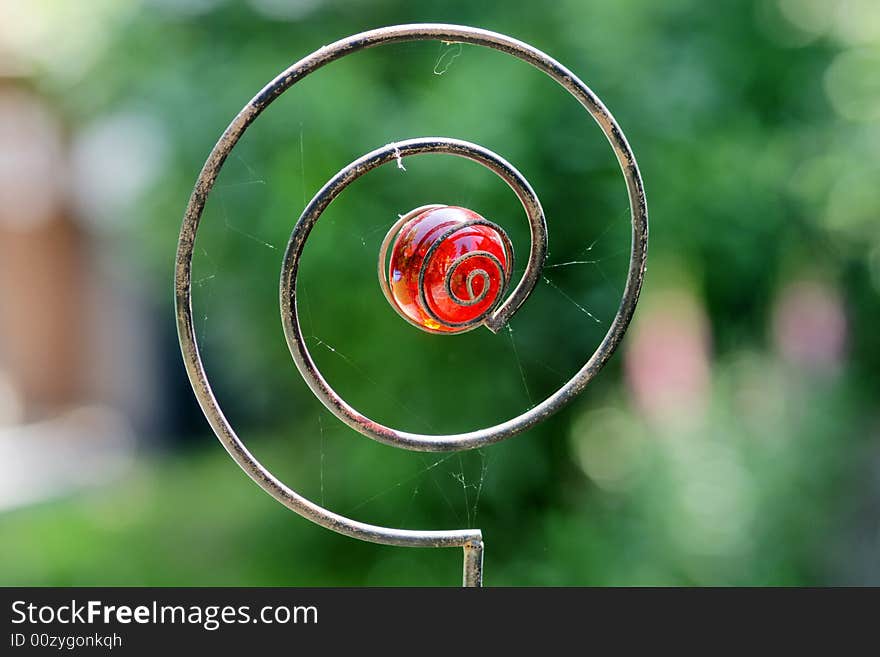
[[175, 23, 649, 587], [444, 252, 502, 307]]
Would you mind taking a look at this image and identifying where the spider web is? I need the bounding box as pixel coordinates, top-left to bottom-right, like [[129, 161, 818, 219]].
[[189, 40, 631, 542]]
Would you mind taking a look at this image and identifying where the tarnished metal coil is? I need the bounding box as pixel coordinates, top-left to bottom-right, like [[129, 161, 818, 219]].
[[175, 23, 649, 587]]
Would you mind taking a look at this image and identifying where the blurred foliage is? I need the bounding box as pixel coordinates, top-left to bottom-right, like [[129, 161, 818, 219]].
[[2, 0, 879, 585]]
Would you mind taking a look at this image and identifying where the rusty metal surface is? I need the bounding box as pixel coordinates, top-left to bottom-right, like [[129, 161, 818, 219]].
[[175, 23, 648, 587]]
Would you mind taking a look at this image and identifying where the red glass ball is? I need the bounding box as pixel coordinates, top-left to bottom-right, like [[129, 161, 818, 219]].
[[381, 206, 513, 334]]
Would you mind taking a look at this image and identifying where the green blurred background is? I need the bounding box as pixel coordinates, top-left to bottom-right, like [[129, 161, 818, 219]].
[[1, 0, 878, 586]]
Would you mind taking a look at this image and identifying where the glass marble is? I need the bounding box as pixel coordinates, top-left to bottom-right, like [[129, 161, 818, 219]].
[[384, 206, 511, 333]]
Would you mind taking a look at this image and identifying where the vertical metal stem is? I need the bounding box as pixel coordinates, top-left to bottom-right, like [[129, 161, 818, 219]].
[[462, 540, 484, 587]]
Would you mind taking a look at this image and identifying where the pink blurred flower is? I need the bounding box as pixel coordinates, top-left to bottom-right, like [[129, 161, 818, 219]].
[[624, 289, 711, 428], [772, 279, 847, 372]]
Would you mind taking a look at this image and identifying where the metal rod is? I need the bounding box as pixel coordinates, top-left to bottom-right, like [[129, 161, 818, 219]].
[[463, 541, 485, 587], [175, 23, 648, 586]]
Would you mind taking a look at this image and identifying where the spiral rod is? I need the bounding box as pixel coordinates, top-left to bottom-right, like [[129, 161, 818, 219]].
[[175, 23, 648, 587]]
